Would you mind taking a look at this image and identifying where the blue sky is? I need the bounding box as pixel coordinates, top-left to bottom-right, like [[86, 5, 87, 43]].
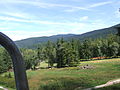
[[0, 0, 120, 41]]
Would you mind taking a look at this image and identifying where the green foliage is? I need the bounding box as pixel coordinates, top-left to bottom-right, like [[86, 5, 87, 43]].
[[37, 41, 56, 68], [15, 24, 120, 49], [81, 39, 92, 59], [20, 48, 39, 70], [0, 33, 120, 74], [56, 38, 67, 68], [117, 27, 120, 36], [56, 38, 79, 68], [66, 39, 79, 67], [45, 41, 56, 67], [109, 42, 119, 57], [36, 34, 120, 68], [0, 48, 12, 74]]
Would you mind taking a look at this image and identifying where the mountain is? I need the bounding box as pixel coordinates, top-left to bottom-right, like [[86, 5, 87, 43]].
[[15, 23, 120, 48], [15, 34, 76, 48], [72, 24, 120, 40]]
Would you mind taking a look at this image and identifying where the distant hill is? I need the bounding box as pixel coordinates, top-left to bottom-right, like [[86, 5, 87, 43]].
[[15, 23, 120, 48], [72, 24, 120, 40], [15, 34, 76, 48]]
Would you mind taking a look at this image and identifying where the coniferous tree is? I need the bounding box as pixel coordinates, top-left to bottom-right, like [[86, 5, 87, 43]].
[[2, 49, 12, 71], [45, 41, 56, 67], [116, 27, 120, 56], [82, 40, 92, 59], [56, 38, 67, 68], [109, 42, 119, 57], [37, 46, 46, 62], [21, 48, 38, 70], [0, 48, 12, 73], [117, 27, 120, 36], [0, 48, 7, 73], [67, 40, 79, 67], [56, 38, 79, 67]]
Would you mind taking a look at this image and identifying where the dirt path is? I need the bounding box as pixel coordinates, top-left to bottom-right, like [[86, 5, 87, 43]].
[[75, 79, 120, 90], [0, 86, 8, 90]]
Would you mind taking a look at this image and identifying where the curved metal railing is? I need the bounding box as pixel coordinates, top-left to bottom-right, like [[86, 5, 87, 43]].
[[0, 32, 29, 90]]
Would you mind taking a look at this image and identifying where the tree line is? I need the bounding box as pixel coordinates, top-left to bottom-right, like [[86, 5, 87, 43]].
[[0, 31, 120, 73], [37, 34, 120, 68]]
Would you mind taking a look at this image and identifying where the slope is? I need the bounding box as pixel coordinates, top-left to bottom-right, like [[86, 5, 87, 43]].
[[15, 23, 120, 48]]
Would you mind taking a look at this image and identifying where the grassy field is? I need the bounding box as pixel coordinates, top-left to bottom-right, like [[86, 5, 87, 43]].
[[0, 58, 120, 90]]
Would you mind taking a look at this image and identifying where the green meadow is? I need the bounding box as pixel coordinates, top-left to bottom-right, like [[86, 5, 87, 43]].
[[1, 58, 120, 90]]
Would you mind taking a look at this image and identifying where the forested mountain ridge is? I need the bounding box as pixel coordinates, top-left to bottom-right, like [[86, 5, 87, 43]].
[[15, 23, 120, 48], [15, 34, 76, 48], [72, 24, 119, 40]]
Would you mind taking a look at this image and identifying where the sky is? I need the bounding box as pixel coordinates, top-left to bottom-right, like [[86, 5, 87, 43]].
[[0, 0, 120, 41]]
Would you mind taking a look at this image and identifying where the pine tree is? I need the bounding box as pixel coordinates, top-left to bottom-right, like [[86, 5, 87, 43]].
[[2, 49, 12, 71], [116, 27, 120, 56], [109, 42, 119, 57], [0, 48, 12, 73], [56, 38, 79, 68], [82, 40, 92, 59], [45, 41, 56, 67], [66, 41, 79, 67], [21, 48, 38, 70], [56, 38, 67, 68], [37, 45, 46, 62], [117, 27, 120, 36]]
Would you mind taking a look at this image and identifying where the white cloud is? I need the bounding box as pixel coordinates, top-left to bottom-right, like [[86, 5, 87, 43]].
[[0, 16, 30, 22], [1, 30, 42, 41], [0, 0, 77, 8], [0, 0, 89, 11], [64, 7, 90, 12], [89, 1, 113, 8], [32, 20, 85, 27], [2, 12, 31, 19], [64, 1, 113, 12], [0, 0, 113, 13], [0, 20, 112, 41], [0, 15, 85, 27], [1, 30, 67, 41], [0, 27, 9, 30], [79, 16, 88, 21], [0, 22, 85, 41], [0, 30, 26, 41]]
